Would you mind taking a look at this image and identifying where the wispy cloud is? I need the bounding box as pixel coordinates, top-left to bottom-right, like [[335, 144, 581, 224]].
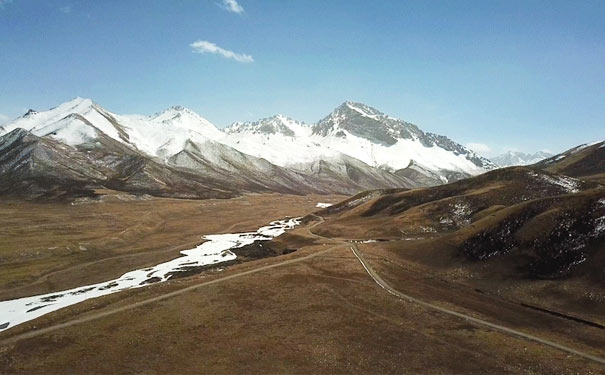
[[218, 0, 244, 14], [0, 0, 14, 9], [60, 5, 71, 13], [190, 40, 254, 63], [466, 142, 491, 155]]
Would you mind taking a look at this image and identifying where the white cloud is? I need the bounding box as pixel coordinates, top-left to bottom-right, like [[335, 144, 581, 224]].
[[466, 142, 491, 154], [190, 40, 254, 63], [219, 0, 244, 14], [60, 5, 71, 13]]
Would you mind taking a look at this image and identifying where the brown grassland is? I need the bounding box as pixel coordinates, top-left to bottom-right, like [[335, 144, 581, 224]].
[[0, 191, 604, 374]]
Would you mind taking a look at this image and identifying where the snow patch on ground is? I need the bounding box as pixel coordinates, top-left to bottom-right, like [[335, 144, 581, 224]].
[[452, 202, 471, 223], [528, 172, 581, 193], [440, 201, 471, 227], [0, 217, 300, 332], [593, 198, 605, 236], [316, 202, 333, 208]]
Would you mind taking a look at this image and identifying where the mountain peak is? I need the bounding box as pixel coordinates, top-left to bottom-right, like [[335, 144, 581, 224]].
[[152, 105, 197, 119], [24, 109, 38, 117], [146, 106, 223, 144], [61, 97, 94, 108], [333, 101, 383, 118], [225, 114, 308, 137], [34, 97, 95, 116], [313, 102, 422, 146]]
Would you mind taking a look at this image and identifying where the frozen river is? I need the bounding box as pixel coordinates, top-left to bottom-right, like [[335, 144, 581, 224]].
[[0, 217, 300, 332]]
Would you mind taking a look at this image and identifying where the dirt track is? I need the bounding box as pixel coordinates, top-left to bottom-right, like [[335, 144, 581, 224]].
[[310, 212, 605, 365], [349, 242, 605, 365], [1, 211, 603, 371], [0, 245, 341, 346]]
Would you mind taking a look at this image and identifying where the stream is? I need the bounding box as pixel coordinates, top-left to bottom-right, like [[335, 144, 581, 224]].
[[0, 217, 300, 332]]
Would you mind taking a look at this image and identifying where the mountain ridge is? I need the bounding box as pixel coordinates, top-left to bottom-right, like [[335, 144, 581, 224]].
[[0, 98, 505, 199], [492, 150, 553, 167], [222, 100, 495, 179]]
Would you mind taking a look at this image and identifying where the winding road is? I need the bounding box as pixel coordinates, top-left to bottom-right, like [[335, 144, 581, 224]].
[[1, 212, 604, 367]]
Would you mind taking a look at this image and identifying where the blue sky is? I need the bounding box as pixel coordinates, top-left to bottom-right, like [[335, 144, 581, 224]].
[[0, 0, 603, 156]]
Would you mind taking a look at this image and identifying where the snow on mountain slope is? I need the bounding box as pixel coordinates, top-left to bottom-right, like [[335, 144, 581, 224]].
[[0, 98, 128, 147], [317, 127, 486, 173], [0, 99, 226, 161], [116, 106, 224, 159], [220, 115, 419, 188], [1, 98, 492, 182], [222, 115, 341, 167], [0, 99, 420, 197], [312, 102, 495, 174], [223, 102, 495, 180], [492, 151, 553, 167], [0, 97, 498, 197], [227, 114, 309, 137]]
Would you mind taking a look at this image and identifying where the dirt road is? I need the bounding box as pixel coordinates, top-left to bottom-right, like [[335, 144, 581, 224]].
[[0, 245, 340, 346], [349, 242, 605, 365], [2, 212, 604, 367]]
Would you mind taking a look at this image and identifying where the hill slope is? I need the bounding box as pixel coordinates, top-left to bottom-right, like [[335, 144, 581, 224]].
[[312, 162, 605, 321], [534, 140, 605, 183]]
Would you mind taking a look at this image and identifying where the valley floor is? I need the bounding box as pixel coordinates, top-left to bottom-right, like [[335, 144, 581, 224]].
[[0, 193, 603, 374], [0, 192, 344, 300]]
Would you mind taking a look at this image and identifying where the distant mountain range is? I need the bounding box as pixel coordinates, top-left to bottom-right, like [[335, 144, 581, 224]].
[[0, 98, 499, 199], [491, 150, 553, 167], [223, 102, 495, 182]]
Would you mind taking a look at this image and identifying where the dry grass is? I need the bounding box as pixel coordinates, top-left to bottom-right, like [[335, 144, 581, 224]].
[[1, 244, 602, 374], [0, 190, 603, 373], [0, 192, 346, 300]]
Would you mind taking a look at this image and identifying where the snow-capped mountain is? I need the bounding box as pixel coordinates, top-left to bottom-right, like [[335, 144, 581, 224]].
[[222, 114, 333, 167], [1, 99, 127, 147], [0, 98, 426, 198], [223, 101, 495, 182], [313, 102, 495, 173], [117, 105, 225, 159], [0, 97, 504, 199], [0, 98, 226, 160], [492, 150, 553, 167]]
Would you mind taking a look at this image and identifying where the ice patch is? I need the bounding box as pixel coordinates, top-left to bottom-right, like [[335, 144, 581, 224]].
[[0, 217, 300, 332], [316, 202, 333, 208]]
